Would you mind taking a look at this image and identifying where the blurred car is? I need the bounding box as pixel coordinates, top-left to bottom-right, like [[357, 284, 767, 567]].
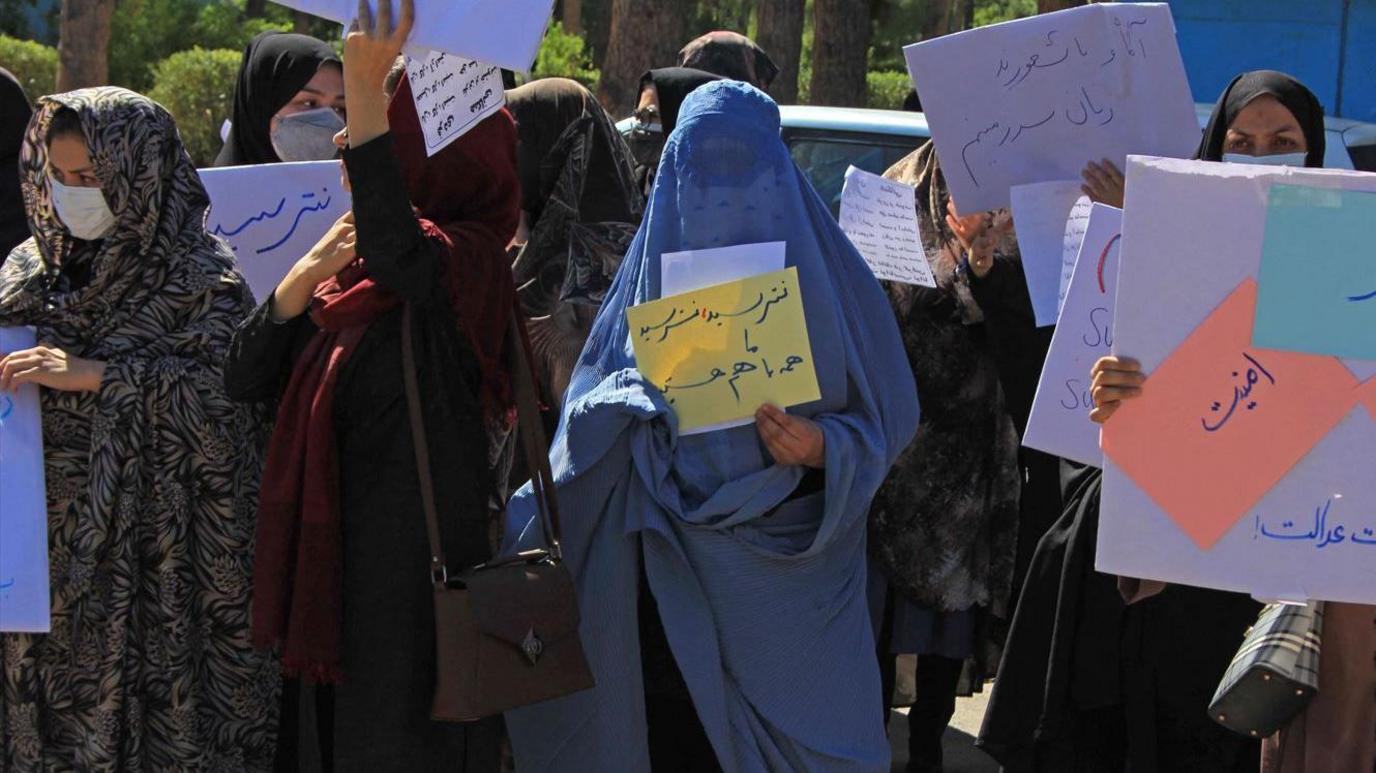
[[621, 105, 1376, 216]]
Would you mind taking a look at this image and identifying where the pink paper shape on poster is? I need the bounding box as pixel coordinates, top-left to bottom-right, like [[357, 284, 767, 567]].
[[1102, 279, 1363, 550]]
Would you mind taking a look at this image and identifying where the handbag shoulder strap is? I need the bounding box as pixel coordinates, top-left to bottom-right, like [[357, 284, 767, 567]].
[[401, 305, 564, 587]]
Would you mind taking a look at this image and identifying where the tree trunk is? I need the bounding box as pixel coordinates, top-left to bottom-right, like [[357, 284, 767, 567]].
[[245, 0, 268, 17], [56, 0, 116, 91], [755, 0, 804, 104], [294, 11, 311, 33], [919, 0, 954, 40], [1039, 0, 1088, 12], [563, 0, 583, 35], [810, 0, 870, 107], [599, 0, 689, 117]]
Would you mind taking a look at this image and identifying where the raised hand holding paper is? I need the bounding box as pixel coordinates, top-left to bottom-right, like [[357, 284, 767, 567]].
[[627, 267, 820, 433], [272, 0, 554, 72], [1023, 203, 1121, 465], [838, 166, 936, 287], [200, 161, 352, 302], [405, 50, 505, 156], [0, 327, 49, 633], [1010, 180, 1089, 326], [1254, 185, 1376, 361], [905, 3, 1197, 212]]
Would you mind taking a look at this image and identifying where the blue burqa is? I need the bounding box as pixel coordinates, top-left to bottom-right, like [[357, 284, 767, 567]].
[[502, 81, 920, 772]]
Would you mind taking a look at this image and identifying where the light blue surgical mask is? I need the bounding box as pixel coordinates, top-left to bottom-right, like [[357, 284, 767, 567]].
[[270, 107, 344, 162], [1221, 151, 1308, 168]]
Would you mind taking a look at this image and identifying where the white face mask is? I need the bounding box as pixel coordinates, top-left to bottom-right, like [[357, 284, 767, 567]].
[[270, 107, 345, 163], [1222, 151, 1309, 168], [50, 176, 116, 241]]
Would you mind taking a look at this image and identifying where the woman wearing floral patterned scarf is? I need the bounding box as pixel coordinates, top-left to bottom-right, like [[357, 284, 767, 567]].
[[0, 88, 277, 770]]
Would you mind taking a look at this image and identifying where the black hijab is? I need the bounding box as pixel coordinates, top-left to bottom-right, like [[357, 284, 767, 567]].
[[1, 67, 33, 260], [641, 67, 724, 135], [213, 32, 340, 167], [677, 31, 779, 90], [1196, 70, 1326, 167]]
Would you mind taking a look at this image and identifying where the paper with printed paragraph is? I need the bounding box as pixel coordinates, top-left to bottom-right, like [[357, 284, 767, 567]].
[[627, 267, 820, 433], [838, 166, 936, 287], [0, 327, 50, 632], [405, 50, 505, 156], [200, 161, 352, 304]]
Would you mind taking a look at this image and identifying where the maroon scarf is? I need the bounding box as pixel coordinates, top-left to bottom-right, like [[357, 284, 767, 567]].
[[251, 74, 520, 681]]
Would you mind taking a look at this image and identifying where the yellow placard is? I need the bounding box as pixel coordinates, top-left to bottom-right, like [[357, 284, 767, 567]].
[[626, 267, 820, 432]]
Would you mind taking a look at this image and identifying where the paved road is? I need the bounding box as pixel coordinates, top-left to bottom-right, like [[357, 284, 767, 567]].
[[888, 690, 997, 773]]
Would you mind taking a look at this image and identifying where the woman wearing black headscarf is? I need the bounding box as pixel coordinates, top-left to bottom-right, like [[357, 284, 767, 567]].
[[505, 78, 643, 414], [977, 70, 1343, 773], [0, 68, 33, 260], [214, 31, 346, 167], [676, 31, 779, 90], [623, 67, 723, 198]]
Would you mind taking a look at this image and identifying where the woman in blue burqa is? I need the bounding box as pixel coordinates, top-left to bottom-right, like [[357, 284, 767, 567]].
[[501, 80, 920, 772]]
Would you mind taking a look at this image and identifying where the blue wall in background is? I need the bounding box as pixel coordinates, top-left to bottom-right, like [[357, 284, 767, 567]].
[[1156, 0, 1374, 123]]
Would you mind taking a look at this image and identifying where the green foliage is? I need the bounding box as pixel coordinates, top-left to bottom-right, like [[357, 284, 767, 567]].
[[973, 0, 1036, 28], [0, 0, 37, 40], [531, 20, 599, 90], [0, 33, 56, 97], [110, 0, 296, 91], [866, 69, 910, 110], [146, 47, 242, 167]]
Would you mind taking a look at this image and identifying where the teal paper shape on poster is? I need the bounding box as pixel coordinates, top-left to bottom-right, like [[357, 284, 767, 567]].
[[1254, 184, 1376, 360]]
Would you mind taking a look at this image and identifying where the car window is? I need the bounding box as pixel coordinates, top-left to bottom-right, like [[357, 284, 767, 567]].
[[1324, 129, 1355, 170], [1343, 126, 1376, 172], [786, 135, 923, 217]]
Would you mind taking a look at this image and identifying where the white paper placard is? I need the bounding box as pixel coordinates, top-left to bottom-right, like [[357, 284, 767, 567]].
[[1010, 180, 1087, 327], [0, 327, 50, 632], [838, 166, 936, 287], [1059, 195, 1093, 309], [273, 0, 554, 72], [200, 161, 352, 303], [1098, 156, 1376, 603], [904, 3, 1198, 213], [1022, 203, 1121, 466], [405, 49, 505, 157], [659, 241, 787, 436]]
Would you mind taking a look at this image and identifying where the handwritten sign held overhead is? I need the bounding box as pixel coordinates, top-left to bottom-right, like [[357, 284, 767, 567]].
[[200, 161, 352, 303], [838, 166, 936, 288], [1023, 203, 1121, 466], [1098, 156, 1376, 604], [904, 3, 1197, 213], [1253, 185, 1376, 361], [271, 0, 554, 72], [1010, 180, 1092, 326], [627, 267, 821, 433], [405, 50, 505, 157], [0, 327, 49, 632]]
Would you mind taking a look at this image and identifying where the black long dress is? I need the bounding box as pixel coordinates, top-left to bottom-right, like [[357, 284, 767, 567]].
[[224, 137, 502, 773]]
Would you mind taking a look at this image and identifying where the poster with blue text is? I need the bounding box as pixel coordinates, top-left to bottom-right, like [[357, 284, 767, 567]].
[[0, 327, 50, 632]]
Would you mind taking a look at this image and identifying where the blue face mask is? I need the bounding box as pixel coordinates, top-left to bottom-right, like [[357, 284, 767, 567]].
[[1221, 151, 1308, 168]]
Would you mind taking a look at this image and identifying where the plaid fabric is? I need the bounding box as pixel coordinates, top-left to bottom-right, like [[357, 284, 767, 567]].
[[1209, 602, 1323, 737]]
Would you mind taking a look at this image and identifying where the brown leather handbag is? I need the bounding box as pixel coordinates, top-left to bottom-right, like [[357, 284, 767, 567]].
[[401, 305, 594, 722]]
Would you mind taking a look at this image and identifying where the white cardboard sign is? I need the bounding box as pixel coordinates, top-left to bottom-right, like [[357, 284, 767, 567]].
[[1098, 156, 1376, 604], [200, 161, 352, 304], [904, 3, 1198, 213], [1022, 203, 1121, 466], [1010, 180, 1090, 326], [273, 0, 554, 72], [0, 327, 50, 632]]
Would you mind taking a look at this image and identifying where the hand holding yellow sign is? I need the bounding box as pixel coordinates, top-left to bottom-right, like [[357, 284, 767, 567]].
[[626, 267, 820, 432]]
